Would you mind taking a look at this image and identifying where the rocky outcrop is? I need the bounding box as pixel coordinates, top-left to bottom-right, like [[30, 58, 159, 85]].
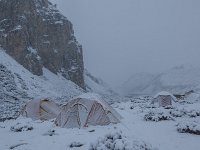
[[0, 0, 85, 88]]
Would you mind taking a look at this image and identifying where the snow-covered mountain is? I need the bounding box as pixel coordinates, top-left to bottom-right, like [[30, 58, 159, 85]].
[[0, 48, 84, 120], [84, 70, 121, 103], [118, 72, 157, 97], [84, 70, 116, 96], [120, 65, 200, 97]]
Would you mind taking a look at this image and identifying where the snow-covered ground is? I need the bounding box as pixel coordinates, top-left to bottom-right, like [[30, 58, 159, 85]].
[[1, 97, 200, 150]]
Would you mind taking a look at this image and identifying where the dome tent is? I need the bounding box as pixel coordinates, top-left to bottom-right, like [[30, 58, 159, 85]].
[[152, 91, 177, 107], [55, 93, 122, 128], [22, 98, 61, 120]]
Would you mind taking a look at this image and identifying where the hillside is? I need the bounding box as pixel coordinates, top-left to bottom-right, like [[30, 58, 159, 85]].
[[85, 70, 116, 96], [0, 49, 84, 120], [120, 65, 200, 96]]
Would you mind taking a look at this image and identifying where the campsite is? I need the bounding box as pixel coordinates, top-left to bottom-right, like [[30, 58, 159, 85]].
[[1, 0, 200, 150], [1, 92, 200, 150]]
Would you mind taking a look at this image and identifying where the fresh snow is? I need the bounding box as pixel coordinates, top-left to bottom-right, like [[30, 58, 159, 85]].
[[11, 25, 22, 32], [75, 92, 102, 101], [27, 47, 37, 55], [54, 20, 63, 24], [1, 97, 200, 150], [154, 91, 177, 100]]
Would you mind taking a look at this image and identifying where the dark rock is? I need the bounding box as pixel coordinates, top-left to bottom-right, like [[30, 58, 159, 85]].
[[0, 0, 85, 88]]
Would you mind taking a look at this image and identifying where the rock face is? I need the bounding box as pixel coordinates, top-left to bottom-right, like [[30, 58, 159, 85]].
[[0, 0, 85, 88]]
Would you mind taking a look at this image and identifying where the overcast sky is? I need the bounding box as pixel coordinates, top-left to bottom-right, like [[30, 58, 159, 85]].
[[50, 0, 200, 88]]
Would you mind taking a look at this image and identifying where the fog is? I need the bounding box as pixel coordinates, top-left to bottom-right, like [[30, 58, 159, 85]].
[[51, 0, 200, 88]]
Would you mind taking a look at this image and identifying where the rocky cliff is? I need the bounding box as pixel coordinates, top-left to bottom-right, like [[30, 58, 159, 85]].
[[0, 0, 85, 88]]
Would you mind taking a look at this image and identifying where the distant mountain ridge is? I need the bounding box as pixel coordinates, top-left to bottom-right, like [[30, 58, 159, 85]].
[[120, 65, 200, 96], [118, 72, 157, 96]]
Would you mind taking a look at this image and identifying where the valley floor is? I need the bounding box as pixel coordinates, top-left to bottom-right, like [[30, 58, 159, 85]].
[[0, 98, 200, 150]]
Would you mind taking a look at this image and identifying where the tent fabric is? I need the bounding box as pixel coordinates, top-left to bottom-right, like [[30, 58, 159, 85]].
[[152, 91, 177, 107], [75, 93, 123, 120], [22, 99, 61, 120], [154, 95, 173, 107], [55, 93, 121, 128]]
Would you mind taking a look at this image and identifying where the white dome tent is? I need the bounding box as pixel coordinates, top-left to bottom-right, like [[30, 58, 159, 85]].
[[55, 93, 122, 128], [22, 98, 61, 121], [152, 91, 177, 107]]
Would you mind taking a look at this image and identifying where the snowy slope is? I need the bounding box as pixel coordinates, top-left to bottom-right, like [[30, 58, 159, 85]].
[[0, 48, 84, 120], [120, 65, 200, 96], [84, 69, 117, 96], [84, 69, 124, 103]]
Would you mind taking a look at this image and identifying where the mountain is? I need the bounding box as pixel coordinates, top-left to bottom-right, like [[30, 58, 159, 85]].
[[118, 72, 157, 97], [0, 49, 84, 120], [0, 0, 85, 88], [84, 70, 120, 103], [120, 65, 200, 97], [84, 70, 116, 96]]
